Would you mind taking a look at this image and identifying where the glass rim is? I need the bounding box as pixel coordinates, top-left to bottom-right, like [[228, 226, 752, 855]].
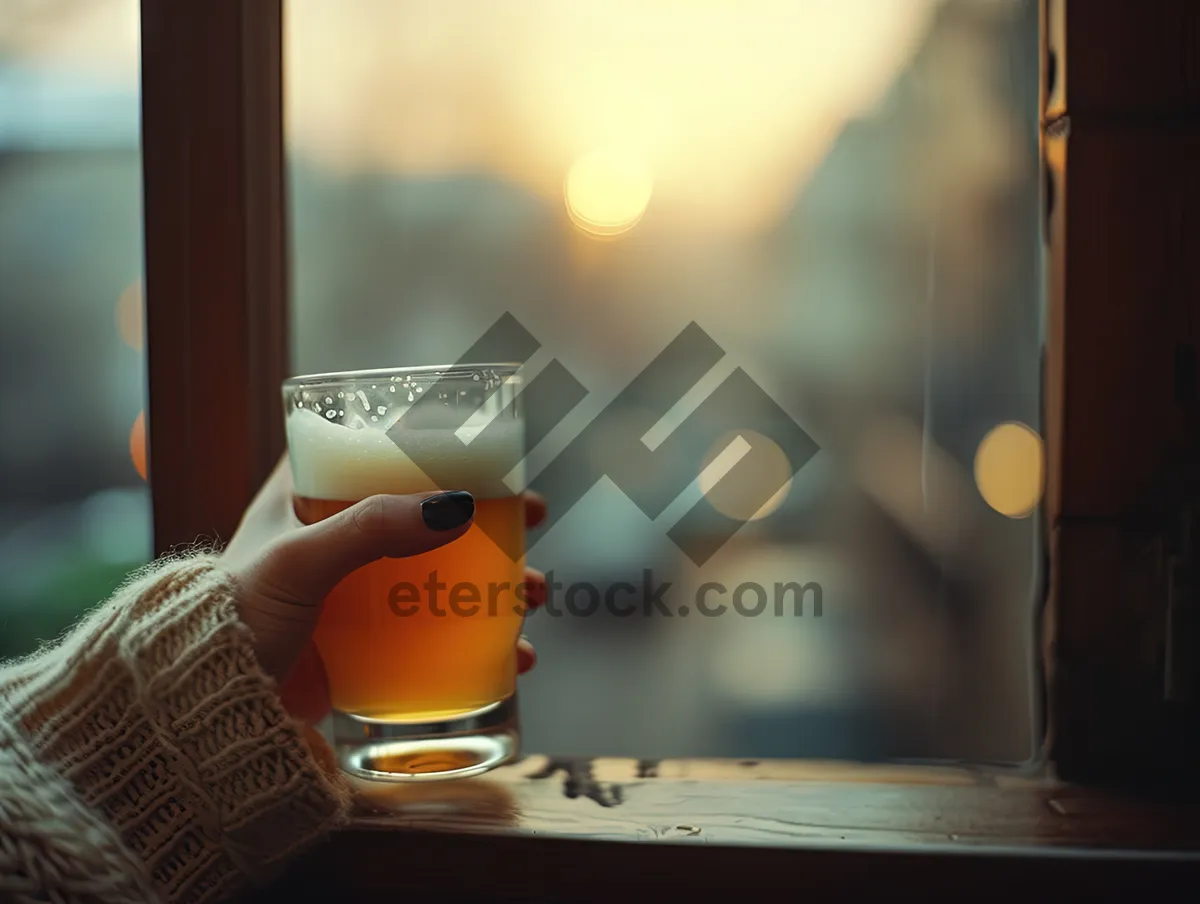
[[282, 362, 523, 389]]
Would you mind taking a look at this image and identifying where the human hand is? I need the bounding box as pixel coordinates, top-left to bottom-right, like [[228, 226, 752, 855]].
[[221, 456, 547, 725]]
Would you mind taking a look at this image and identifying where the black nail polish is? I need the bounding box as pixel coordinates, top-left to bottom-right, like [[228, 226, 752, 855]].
[[421, 491, 475, 530]]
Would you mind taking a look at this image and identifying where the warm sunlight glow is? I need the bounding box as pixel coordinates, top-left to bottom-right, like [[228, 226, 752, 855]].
[[116, 280, 143, 351], [7, 1, 944, 235], [698, 430, 792, 522], [0, 1, 140, 82], [281, 0, 941, 235], [974, 421, 1043, 518], [130, 409, 147, 481], [564, 147, 653, 237]]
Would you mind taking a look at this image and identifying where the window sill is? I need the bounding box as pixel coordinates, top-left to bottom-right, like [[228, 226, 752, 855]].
[[263, 755, 1200, 901]]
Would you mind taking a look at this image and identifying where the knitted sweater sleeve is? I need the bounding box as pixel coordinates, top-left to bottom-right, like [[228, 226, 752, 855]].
[[0, 554, 352, 904]]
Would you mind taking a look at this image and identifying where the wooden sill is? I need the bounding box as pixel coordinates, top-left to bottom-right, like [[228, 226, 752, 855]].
[[262, 755, 1200, 902]]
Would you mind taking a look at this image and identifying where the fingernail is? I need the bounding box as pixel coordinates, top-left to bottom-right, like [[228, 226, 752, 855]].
[[421, 491, 475, 530]]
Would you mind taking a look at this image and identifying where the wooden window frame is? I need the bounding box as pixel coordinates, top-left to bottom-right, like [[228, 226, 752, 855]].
[[140, 0, 1200, 895], [141, 0, 287, 549]]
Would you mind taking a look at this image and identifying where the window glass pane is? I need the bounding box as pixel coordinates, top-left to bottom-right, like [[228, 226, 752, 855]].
[[0, 1, 149, 659], [287, 0, 1042, 763]]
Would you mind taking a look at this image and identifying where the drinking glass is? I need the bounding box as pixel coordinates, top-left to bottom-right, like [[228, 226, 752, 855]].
[[282, 364, 525, 781]]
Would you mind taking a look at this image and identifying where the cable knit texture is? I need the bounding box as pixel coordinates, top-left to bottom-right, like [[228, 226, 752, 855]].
[[0, 555, 351, 904]]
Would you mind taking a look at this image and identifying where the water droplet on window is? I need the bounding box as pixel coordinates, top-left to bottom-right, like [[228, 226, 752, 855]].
[[389, 385, 396, 393], [325, 397, 333, 405], [377, 406, 387, 415], [325, 410, 336, 419], [371, 415, 378, 422], [408, 391, 415, 401]]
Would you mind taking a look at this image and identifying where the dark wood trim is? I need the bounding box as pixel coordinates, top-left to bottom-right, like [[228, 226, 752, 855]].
[[1044, 0, 1200, 786], [1042, 0, 1200, 122], [140, 0, 289, 555]]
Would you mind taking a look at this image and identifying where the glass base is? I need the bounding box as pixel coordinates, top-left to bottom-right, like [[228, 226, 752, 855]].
[[330, 694, 519, 782]]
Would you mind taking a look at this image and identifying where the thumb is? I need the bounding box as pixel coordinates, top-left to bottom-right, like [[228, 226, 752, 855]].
[[255, 490, 476, 607]]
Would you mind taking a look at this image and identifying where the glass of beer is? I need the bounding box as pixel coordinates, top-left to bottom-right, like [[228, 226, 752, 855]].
[[282, 364, 526, 782]]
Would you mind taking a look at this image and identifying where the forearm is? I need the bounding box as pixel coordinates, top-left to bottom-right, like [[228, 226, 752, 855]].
[[0, 554, 350, 904]]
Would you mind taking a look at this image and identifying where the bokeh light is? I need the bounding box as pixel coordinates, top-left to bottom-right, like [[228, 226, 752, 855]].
[[564, 147, 653, 237], [130, 409, 147, 481], [115, 279, 143, 351], [698, 430, 793, 522], [974, 421, 1043, 518]]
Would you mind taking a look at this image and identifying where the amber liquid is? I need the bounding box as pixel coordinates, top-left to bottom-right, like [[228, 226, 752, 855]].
[[295, 494, 526, 722]]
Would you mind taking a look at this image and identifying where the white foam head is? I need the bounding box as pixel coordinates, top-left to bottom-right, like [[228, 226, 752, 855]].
[[287, 407, 525, 500]]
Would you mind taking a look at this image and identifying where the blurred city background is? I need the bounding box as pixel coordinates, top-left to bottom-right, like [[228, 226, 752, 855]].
[[0, 0, 1043, 765]]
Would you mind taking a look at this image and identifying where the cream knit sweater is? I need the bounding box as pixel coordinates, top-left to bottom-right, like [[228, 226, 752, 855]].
[[0, 555, 351, 904]]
